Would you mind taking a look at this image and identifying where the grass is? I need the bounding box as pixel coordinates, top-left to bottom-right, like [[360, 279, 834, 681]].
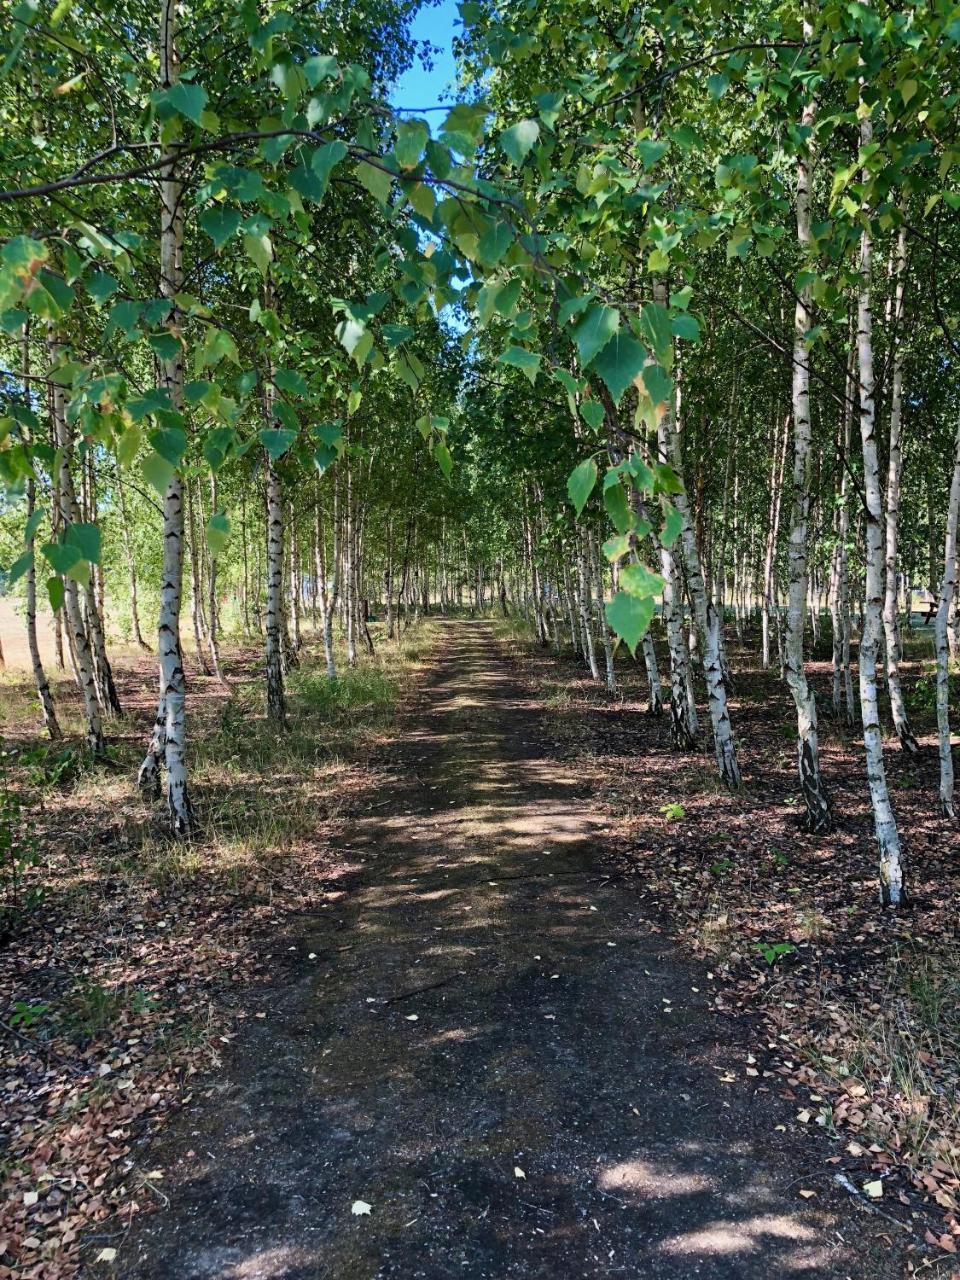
[[1, 620, 436, 911], [803, 944, 960, 1183]]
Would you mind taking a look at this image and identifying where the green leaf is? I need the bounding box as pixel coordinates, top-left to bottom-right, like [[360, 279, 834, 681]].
[[642, 362, 673, 408], [150, 426, 187, 466], [23, 508, 43, 545], [621, 561, 665, 597], [500, 119, 539, 166], [116, 424, 142, 468], [433, 439, 453, 478], [313, 444, 338, 475], [206, 512, 230, 555], [407, 182, 436, 221], [313, 423, 343, 449], [636, 139, 668, 169], [605, 592, 655, 655], [567, 457, 597, 516], [259, 427, 296, 459], [573, 305, 620, 367], [312, 139, 349, 195], [6, 549, 33, 585], [602, 535, 632, 563], [661, 504, 684, 547], [593, 332, 646, 404], [41, 541, 81, 575], [355, 159, 393, 205], [273, 367, 310, 397], [85, 271, 119, 304], [477, 221, 513, 267], [167, 81, 208, 125], [148, 331, 180, 362], [395, 119, 429, 170], [603, 479, 632, 533], [105, 299, 142, 340], [304, 54, 338, 87], [243, 232, 273, 276], [580, 400, 604, 430], [142, 450, 175, 495], [47, 576, 64, 613], [200, 206, 242, 250], [64, 521, 101, 564], [498, 345, 540, 385], [671, 312, 700, 342], [639, 302, 672, 361]]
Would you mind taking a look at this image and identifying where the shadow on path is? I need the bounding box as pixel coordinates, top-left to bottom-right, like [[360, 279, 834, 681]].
[[118, 622, 884, 1279]]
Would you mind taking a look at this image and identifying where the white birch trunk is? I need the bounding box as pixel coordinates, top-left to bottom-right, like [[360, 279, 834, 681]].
[[882, 227, 918, 753], [657, 327, 741, 787], [858, 107, 905, 904], [935, 419, 960, 818], [138, 0, 192, 832], [783, 60, 832, 832], [641, 632, 663, 715], [576, 527, 600, 680], [22, 330, 60, 740], [49, 343, 103, 753], [264, 380, 286, 722]]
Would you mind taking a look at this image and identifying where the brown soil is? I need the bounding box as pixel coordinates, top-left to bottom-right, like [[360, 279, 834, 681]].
[[110, 621, 904, 1280]]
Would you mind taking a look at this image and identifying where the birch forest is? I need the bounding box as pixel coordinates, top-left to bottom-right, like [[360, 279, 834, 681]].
[[1, 1, 960, 1277]]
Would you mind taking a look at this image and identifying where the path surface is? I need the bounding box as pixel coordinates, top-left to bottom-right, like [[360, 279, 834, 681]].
[[119, 622, 887, 1280]]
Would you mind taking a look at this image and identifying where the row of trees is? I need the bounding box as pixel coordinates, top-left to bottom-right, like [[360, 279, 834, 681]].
[[1, 0, 959, 908]]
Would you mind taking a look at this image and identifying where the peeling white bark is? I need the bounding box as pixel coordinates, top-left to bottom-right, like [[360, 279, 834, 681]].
[[784, 60, 832, 833], [858, 107, 905, 904], [140, 0, 193, 835], [49, 342, 103, 754], [882, 227, 918, 754], [936, 420, 960, 819]]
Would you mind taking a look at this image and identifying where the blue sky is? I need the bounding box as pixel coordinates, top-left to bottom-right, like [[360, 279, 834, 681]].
[[390, 0, 461, 118]]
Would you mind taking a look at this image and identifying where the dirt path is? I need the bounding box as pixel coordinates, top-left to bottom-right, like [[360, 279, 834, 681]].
[[116, 622, 895, 1280]]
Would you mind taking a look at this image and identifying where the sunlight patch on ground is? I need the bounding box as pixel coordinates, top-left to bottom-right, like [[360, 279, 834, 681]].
[[598, 1158, 712, 1198], [659, 1213, 816, 1257]]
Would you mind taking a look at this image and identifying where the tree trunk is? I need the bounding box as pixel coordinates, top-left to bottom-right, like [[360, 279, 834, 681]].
[[49, 341, 104, 753], [21, 330, 61, 740], [289, 502, 302, 651], [187, 477, 211, 676], [857, 106, 905, 905], [137, 0, 194, 833], [576, 527, 600, 679], [207, 472, 226, 684], [882, 226, 918, 753], [641, 632, 664, 716], [264, 387, 286, 723], [935, 419, 960, 819], [116, 464, 149, 650], [783, 61, 832, 833], [762, 410, 789, 669], [658, 325, 740, 787]]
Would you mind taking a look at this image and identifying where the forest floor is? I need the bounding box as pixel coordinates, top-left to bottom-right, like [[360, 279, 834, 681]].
[[0, 617, 955, 1279], [56, 619, 937, 1279]]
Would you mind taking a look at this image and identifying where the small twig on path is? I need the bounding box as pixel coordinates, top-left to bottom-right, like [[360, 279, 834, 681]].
[[383, 973, 466, 1004], [0, 1021, 87, 1076], [832, 1173, 916, 1235], [518, 1200, 556, 1215]]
